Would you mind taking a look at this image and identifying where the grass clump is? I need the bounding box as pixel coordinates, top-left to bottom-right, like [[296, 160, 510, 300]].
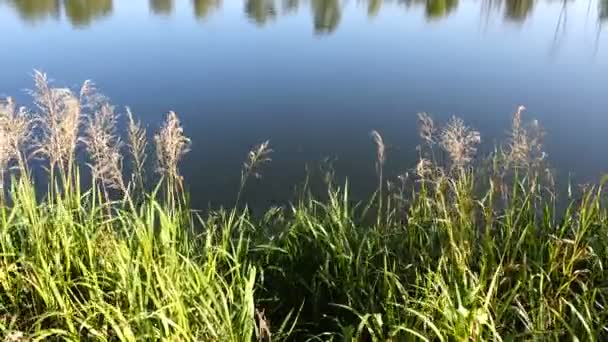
[[1, 73, 607, 341]]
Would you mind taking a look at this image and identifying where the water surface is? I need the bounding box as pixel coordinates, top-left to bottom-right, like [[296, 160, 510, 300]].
[[1, 0, 607, 207]]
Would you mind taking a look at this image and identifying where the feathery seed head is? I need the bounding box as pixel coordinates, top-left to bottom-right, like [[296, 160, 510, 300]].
[[244, 140, 272, 179], [417, 112, 436, 145], [440, 116, 481, 169], [507, 105, 545, 168], [83, 102, 125, 191], [370, 130, 386, 166], [155, 111, 190, 181], [416, 158, 433, 179], [126, 107, 148, 184], [32, 71, 82, 170], [0, 98, 32, 174]]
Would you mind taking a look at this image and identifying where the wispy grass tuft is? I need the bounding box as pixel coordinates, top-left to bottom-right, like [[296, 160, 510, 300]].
[[154, 110, 190, 205], [83, 102, 125, 193], [126, 107, 147, 193], [440, 115, 481, 169], [32, 70, 82, 176], [237, 140, 273, 205], [155, 110, 190, 181], [507, 105, 546, 169], [0, 97, 31, 188]]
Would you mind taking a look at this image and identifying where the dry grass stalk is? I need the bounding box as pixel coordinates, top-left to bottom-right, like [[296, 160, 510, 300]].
[[416, 158, 433, 180], [243, 140, 273, 180], [440, 116, 481, 169], [0, 98, 32, 176], [508, 105, 528, 167], [507, 105, 545, 168], [83, 102, 125, 191], [255, 308, 272, 342], [417, 112, 436, 145], [237, 140, 273, 204], [126, 107, 148, 188], [3, 330, 26, 342], [79, 79, 105, 112], [370, 130, 386, 168], [370, 130, 386, 205], [32, 71, 82, 172], [528, 119, 545, 162], [155, 111, 190, 183]]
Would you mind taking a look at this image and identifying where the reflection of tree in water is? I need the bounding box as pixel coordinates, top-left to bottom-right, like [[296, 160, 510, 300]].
[[150, 0, 173, 16], [504, 0, 534, 21], [282, 0, 299, 14], [368, 0, 382, 17], [3, 0, 557, 31], [396, 0, 459, 20], [7, 0, 60, 22], [245, 0, 276, 25], [311, 0, 341, 34], [64, 0, 112, 26], [425, 0, 458, 19], [193, 0, 221, 20], [7, 0, 112, 26]]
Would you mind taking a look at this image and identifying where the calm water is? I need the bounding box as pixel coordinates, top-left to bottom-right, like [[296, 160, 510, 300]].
[[1, 0, 607, 207]]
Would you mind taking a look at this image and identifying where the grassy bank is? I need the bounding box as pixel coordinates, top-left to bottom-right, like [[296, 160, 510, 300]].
[[1, 74, 607, 341]]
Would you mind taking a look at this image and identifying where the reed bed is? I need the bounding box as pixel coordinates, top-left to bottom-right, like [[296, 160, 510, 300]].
[[1, 73, 607, 341]]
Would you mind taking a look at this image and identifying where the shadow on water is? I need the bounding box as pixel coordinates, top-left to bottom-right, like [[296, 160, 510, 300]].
[[2, 0, 606, 33]]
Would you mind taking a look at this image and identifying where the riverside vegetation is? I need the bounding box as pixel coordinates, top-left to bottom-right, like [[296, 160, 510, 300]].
[[0, 72, 607, 341]]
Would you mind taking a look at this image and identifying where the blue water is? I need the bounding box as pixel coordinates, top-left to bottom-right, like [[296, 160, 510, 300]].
[[1, 0, 607, 207]]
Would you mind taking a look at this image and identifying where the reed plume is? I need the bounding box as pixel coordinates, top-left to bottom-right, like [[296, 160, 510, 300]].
[[32, 71, 82, 175], [79, 79, 105, 112], [243, 140, 272, 181], [126, 107, 148, 191], [507, 105, 528, 167], [416, 158, 433, 180], [528, 119, 545, 162], [370, 130, 385, 191], [417, 112, 440, 169], [0, 98, 32, 195], [83, 102, 125, 192], [417, 112, 436, 145], [238, 140, 272, 204], [370, 130, 387, 225], [155, 111, 190, 186], [370, 130, 385, 168], [440, 116, 481, 169], [506, 105, 545, 169]]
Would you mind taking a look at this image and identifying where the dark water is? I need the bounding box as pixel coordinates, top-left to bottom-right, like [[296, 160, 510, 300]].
[[1, 0, 607, 207]]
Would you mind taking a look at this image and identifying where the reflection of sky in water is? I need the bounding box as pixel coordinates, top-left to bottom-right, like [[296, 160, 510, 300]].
[[0, 0, 607, 207]]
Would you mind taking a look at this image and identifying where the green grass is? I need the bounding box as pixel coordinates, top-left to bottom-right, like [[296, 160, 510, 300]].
[[1, 160, 608, 341], [1, 76, 607, 340]]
